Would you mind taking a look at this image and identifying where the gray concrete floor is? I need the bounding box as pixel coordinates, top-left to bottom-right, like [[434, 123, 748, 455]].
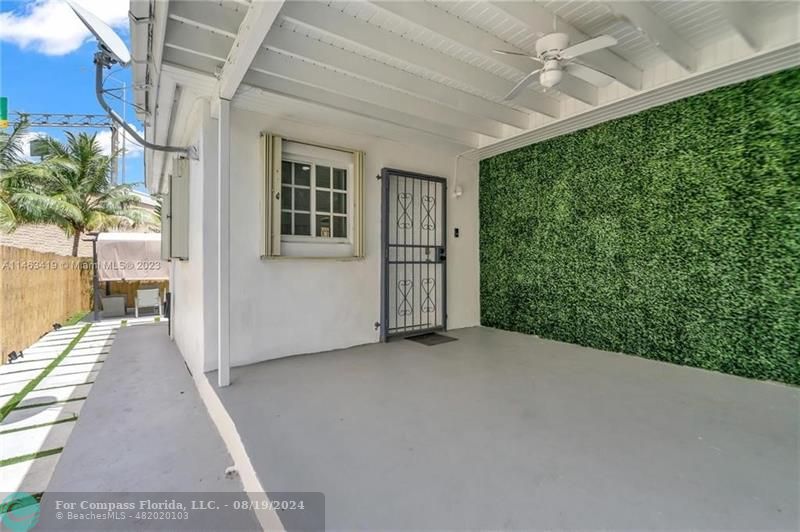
[[210, 326, 799, 531], [43, 324, 259, 531]]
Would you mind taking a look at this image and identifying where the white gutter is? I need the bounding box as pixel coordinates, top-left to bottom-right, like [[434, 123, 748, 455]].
[[142, 0, 171, 192]]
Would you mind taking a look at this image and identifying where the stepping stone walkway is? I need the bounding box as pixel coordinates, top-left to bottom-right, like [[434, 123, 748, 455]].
[[0, 316, 164, 503]]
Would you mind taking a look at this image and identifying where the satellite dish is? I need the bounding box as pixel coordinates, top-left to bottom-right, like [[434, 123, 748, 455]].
[[66, 0, 196, 158], [66, 0, 131, 66]]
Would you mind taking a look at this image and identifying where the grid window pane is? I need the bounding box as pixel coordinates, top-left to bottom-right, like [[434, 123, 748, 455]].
[[281, 211, 292, 235], [316, 165, 330, 188], [333, 192, 347, 214], [281, 156, 351, 242], [281, 186, 292, 210], [294, 213, 311, 236], [316, 215, 331, 237], [294, 162, 311, 186], [295, 188, 310, 211], [333, 168, 346, 190], [316, 190, 330, 212], [333, 216, 347, 238], [281, 161, 292, 184]]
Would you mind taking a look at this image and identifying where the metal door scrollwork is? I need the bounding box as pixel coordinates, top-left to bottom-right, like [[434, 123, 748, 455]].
[[397, 279, 413, 317], [381, 168, 447, 341]]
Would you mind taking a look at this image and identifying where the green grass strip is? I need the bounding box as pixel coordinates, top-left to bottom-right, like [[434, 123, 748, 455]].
[[12, 397, 87, 411], [0, 416, 77, 435], [0, 324, 91, 422], [0, 447, 63, 467], [63, 310, 90, 326], [31, 381, 95, 393]]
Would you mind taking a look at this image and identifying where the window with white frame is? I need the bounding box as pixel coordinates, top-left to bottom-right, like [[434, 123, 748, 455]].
[[280, 159, 349, 240], [262, 135, 365, 259]]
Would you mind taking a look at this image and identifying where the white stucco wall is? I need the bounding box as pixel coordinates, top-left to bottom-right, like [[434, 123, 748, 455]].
[[170, 103, 218, 375], [171, 105, 480, 371]]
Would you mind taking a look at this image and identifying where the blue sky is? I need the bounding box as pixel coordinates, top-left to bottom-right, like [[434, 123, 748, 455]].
[[1, 0, 145, 188]]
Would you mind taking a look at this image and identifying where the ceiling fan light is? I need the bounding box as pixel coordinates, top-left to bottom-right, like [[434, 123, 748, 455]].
[[540, 69, 563, 88]]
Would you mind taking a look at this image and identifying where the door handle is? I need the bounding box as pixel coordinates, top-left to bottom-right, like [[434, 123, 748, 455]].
[[437, 246, 446, 263]]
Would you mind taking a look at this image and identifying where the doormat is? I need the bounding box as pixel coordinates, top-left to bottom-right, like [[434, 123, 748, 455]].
[[406, 333, 457, 346]]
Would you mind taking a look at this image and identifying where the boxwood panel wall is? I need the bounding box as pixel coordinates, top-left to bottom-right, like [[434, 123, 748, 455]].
[[480, 68, 799, 385]]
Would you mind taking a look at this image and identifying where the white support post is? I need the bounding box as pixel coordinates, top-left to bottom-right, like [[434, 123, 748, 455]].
[[217, 97, 231, 387]]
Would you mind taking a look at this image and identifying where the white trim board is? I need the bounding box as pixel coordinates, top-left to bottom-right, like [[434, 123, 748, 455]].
[[474, 42, 800, 160], [193, 373, 284, 531]]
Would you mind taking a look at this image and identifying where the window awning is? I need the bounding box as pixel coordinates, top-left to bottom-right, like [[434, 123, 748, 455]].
[[96, 232, 168, 282]]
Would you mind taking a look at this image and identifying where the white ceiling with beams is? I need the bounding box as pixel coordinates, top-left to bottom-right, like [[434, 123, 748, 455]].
[[132, 0, 800, 182]]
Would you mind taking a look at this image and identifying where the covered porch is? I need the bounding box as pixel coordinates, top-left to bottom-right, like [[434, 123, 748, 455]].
[[206, 326, 799, 530], [119, 2, 800, 529]]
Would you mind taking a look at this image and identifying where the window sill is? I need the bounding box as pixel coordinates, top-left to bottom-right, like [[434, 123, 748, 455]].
[[281, 237, 350, 244], [260, 255, 366, 262]]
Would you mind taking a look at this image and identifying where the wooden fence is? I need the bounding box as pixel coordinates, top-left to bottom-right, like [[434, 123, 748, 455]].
[[0, 246, 92, 362]]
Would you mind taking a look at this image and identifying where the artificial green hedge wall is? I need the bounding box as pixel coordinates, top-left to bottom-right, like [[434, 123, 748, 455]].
[[480, 68, 800, 385]]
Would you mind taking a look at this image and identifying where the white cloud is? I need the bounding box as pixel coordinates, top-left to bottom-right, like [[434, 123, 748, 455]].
[[96, 127, 143, 158], [0, 0, 129, 56]]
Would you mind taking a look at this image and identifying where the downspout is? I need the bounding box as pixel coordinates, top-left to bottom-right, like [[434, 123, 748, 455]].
[[452, 148, 477, 199]]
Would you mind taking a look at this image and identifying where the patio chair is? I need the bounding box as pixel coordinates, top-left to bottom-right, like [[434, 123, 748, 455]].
[[135, 288, 162, 318]]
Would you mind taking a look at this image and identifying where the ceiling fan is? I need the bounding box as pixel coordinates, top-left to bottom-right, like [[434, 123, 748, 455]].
[[494, 32, 618, 101]]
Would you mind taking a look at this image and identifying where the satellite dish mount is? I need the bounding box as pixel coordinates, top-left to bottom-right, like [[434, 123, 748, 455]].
[[68, 0, 197, 159]]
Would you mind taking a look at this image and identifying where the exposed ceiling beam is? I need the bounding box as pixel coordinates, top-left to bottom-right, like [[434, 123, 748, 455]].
[[164, 19, 231, 62], [279, 2, 560, 118], [217, 0, 284, 100], [476, 41, 800, 160], [165, 20, 508, 137], [163, 45, 225, 75], [491, 1, 642, 90], [265, 25, 530, 129], [168, 0, 245, 37], [251, 49, 506, 138], [717, 2, 762, 51], [235, 85, 475, 151], [605, 2, 697, 72], [370, 1, 596, 106], [243, 70, 479, 147]]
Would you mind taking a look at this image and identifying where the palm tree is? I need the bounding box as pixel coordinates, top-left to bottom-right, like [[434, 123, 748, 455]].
[[0, 119, 29, 232], [9, 132, 155, 255]]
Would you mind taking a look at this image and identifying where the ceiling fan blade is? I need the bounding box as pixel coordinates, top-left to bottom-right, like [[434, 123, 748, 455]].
[[492, 49, 542, 62], [565, 63, 616, 87], [561, 35, 617, 59], [504, 69, 542, 101]]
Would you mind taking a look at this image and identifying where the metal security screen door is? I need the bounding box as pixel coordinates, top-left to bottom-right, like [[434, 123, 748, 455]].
[[381, 168, 447, 341]]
